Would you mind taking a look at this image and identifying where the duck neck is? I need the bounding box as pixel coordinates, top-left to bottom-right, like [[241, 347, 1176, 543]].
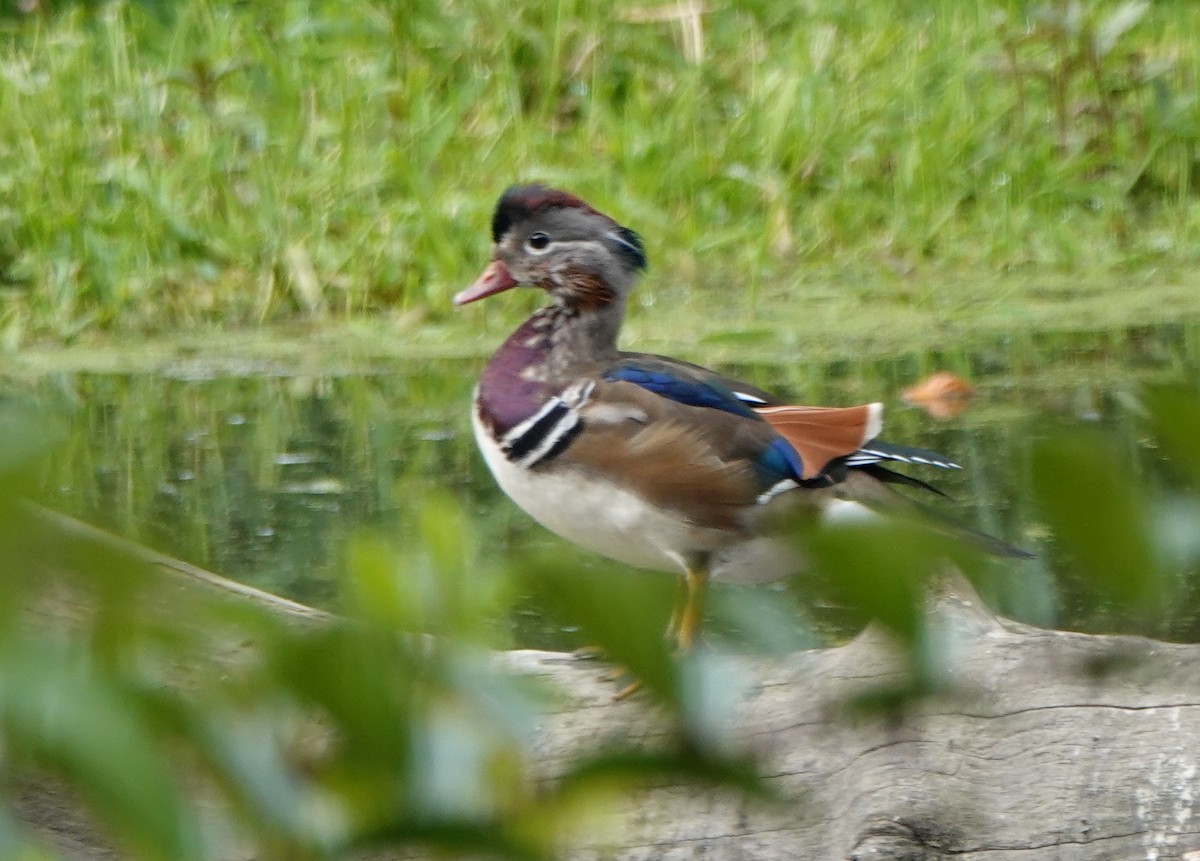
[[544, 296, 624, 376], [477, 297, 625, 435]]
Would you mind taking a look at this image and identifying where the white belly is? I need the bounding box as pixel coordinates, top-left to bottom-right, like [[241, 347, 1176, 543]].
[[472, 408, 800, 582]]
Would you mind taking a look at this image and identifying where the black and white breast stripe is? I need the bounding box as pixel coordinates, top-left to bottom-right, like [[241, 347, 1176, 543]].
[[500, 381, 594, 469]]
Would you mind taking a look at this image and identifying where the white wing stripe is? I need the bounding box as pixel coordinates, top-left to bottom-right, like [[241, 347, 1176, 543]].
[[733, 390, 768, 405], [756, 478, 798, 505]]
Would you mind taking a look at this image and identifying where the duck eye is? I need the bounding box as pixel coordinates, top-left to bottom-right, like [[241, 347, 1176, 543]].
[[527, 232, 551, 252]]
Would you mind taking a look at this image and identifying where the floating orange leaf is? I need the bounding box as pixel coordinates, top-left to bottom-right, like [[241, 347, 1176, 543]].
[[902, 372, 974, 420]]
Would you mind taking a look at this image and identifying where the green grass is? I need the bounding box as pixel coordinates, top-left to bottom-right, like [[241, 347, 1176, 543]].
[[0, 0, 1199, 346]]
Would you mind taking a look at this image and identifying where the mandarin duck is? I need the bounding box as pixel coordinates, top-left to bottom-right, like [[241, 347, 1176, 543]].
[[456, 185, 1014, 655]]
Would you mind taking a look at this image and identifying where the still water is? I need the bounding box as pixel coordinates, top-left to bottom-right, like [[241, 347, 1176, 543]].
[[27, 321, 1200, 648]]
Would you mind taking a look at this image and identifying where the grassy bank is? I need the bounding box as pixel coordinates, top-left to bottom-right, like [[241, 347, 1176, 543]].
[[1, 0, 1198, 347]]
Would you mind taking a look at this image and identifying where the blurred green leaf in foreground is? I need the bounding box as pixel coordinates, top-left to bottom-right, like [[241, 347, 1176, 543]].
[[0, 402, 767, 860]]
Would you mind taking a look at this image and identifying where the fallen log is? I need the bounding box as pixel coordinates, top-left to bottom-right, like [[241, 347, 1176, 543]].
[[506, 581, 1200, 860], [13, 508, 1200, 861]]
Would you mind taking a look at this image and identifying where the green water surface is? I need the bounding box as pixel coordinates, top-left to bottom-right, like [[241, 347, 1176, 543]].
[[19, 319, 1200, 648]]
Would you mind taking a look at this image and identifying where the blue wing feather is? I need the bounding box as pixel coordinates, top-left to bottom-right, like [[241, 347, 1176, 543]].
[[603, 355, 958, 500], [602, 361, 802, 485], [761, 437, 806, 484], [602, 364, 760, 418]]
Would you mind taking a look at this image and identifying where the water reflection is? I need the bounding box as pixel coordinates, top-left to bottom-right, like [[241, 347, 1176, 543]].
[[28, 321, 1200, 647]]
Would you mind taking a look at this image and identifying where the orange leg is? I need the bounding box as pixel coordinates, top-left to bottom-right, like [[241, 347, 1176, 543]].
[[673, 561, 709, 652], [614, 558, 710, 701], [664, 572, 687, 642]]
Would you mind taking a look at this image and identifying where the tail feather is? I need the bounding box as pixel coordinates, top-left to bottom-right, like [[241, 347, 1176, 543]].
[[756, 403, 883, 480], [847, 466, 1035, 560], [908, 497, 1037, 559], [845, 439, 962, 471], [858, 463, 950, 499]]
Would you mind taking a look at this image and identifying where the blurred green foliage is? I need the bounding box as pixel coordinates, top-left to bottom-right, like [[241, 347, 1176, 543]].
[[1030, 382, 1200, 637], [0, 402, 766, 859]]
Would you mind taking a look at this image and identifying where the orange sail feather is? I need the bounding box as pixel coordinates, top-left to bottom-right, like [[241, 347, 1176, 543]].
[[755, 403, 883, 480]]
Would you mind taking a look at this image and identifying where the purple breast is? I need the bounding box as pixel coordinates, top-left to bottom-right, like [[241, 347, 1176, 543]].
[[477, 314, 555, 434]]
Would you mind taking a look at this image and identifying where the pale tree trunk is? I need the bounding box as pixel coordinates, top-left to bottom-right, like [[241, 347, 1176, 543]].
[[506, 579, 1200, 860], [15, 509, 1200, 861]]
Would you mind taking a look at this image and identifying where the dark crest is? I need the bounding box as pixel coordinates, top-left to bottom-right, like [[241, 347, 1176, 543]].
[[490, 184, 648, 271], [605, 226, 647, 272]]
